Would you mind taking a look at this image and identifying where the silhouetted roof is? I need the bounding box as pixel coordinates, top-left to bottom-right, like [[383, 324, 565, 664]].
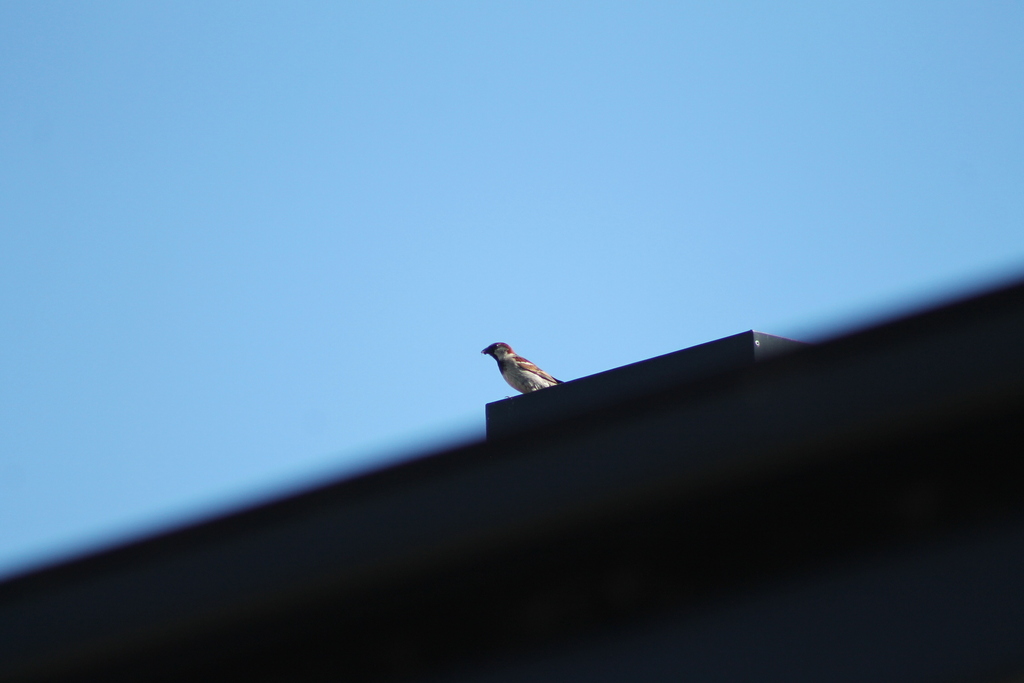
[[2, 277, 1024, 682]]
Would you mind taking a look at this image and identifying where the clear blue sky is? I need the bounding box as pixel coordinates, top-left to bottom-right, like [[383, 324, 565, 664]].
[[2, 2, 1023, 578]]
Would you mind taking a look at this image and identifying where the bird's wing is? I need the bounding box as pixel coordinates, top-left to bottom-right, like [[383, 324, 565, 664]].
[[519, 358, 562, 384]]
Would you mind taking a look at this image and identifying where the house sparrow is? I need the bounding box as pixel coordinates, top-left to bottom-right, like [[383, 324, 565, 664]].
[[481, 342, 563, 394]]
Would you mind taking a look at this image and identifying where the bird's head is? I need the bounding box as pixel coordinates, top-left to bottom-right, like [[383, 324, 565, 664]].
[[481, 342, 512, 358]]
